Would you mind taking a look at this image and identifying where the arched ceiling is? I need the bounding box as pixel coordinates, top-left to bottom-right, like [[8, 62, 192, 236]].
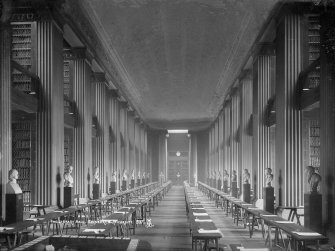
[[81, 0, 279, 131]]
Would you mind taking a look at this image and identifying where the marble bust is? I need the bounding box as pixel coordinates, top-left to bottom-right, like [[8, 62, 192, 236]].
[[265, 168, 273, 187], [93, 166, 100, 184], [231, 170, 237, 182], [64, 165, 74, 187], [6, 169, 22, 194], [305, 165, 321, 193], [223, 169, 229, 182], [111, 171, 116, 182], [243, 169, 250, 184]]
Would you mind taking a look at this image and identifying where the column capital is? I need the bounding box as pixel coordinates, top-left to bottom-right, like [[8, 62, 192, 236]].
[[110, 89, 119, 98], [63, 47, 93, 62], [92, 72, 106, 83], [119, 101, 128, 110], [254, 43, 276, 57]]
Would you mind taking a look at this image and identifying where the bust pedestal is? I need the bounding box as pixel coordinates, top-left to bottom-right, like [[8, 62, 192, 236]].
[[304, 193, 322, 233], [110, 181, 116, 194], [146, 178, 149, 184], [131, 179, 135, 189], [137, 178, 141, 187], [223, 180, 228, 193], [142, 178, 145, 185], [263, 186, 274, 213], [122, 180, 127, 191], [243, 183, 251, 203], [64, 187, 74, 208], [93, 184, 100, 199], [217, 179, 222, 191], [6, 193, 23, 224], [231, 181, 238, 198]]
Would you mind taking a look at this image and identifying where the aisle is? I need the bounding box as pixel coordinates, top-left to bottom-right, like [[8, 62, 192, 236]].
[[132, 185, 192, 251]]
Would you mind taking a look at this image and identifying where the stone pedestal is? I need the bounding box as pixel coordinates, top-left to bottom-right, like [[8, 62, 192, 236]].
[[146, 178, 149, 184], [231, 181, 238, 198], [122, 180, 127, 191], [6, 193, 23, 224], [243, 183, 251, 203], [93, 184, 100, 199], [137, 179, 141, 187], [110, 181, 116, 194], [217, 179, 222, 191], [131, 179, 135, 189], [207, 178, 210, 185], [64, 187, 74, 208], [304, 193, 322, 233], [263, 186, 274, 213], [142, 178, 145, 185], [223, 180, 228, 193]]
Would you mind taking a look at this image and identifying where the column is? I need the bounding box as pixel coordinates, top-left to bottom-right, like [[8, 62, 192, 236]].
[[320, 13, 335, 230], [231, 88, 240, 187], [93, 73, 109, 194], [0, 24, 12, 218], [71, 48, 92, 198], [35, 20, 64, 205], [276, 14, 304, 206], [252, 43, 276, 200], [223, 102, 231, 183], [239, 71, 253, 193]]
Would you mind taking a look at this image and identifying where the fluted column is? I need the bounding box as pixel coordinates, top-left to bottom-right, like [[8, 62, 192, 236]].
[[71, 48, 92, 198], [218, 112, 224, 181], [115, 100, 121, 191], [0, 24, 12, 218], [231, 89, 240, 186], [128, 112, 135, 180], [252, 44, 276, 200], [276, 14, 303, 206], [320, 13, 335, 229], [109, 91, 118, 184], [35, 20, 64, 205], [223, 102, 231, 181], [240, 72, 253, 187], [93, 73, 108, 193]]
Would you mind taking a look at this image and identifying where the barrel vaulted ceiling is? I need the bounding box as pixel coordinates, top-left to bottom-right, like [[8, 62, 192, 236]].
[[76, 0, 280, 131]]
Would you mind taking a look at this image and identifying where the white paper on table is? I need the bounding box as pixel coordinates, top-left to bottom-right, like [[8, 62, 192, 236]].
[[83, 229, 106, 234], [101, 219, 118, 224], [191, 207, 203, 209], [25, 218, 38, 221], [248, 208, 262, 211], [292, 231, 322, 236], [53, 211, 64, 213], [122, 207, 134, 210], [195, 219, 212, 222], [261, 214, 275, 217], [274, 221, 295, 224], [0, 227, 14, 231], [193, 213, 208, 216], [198, 228, 223, 235], [114, 211, 126, 214]]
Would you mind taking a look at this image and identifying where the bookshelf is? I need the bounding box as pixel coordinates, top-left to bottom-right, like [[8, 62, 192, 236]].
[[307, 14, 320, 89], [12, 122, 32, 203], [309, 120, 320, 168], [11, 22, 34, 94], [64, 129, 73, 168]]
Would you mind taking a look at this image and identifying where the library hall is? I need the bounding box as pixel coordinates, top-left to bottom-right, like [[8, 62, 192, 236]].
[[1, 0, 335, 250]]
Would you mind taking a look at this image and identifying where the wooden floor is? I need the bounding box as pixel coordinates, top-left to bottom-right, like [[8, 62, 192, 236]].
[[133, 185, 269, 251]]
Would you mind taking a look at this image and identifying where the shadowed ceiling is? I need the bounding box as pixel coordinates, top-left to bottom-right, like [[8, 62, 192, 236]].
[[83, 0, 279, 131]]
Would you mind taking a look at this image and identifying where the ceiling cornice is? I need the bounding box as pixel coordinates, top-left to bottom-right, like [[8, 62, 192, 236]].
[[62, 0, 146, 122]]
